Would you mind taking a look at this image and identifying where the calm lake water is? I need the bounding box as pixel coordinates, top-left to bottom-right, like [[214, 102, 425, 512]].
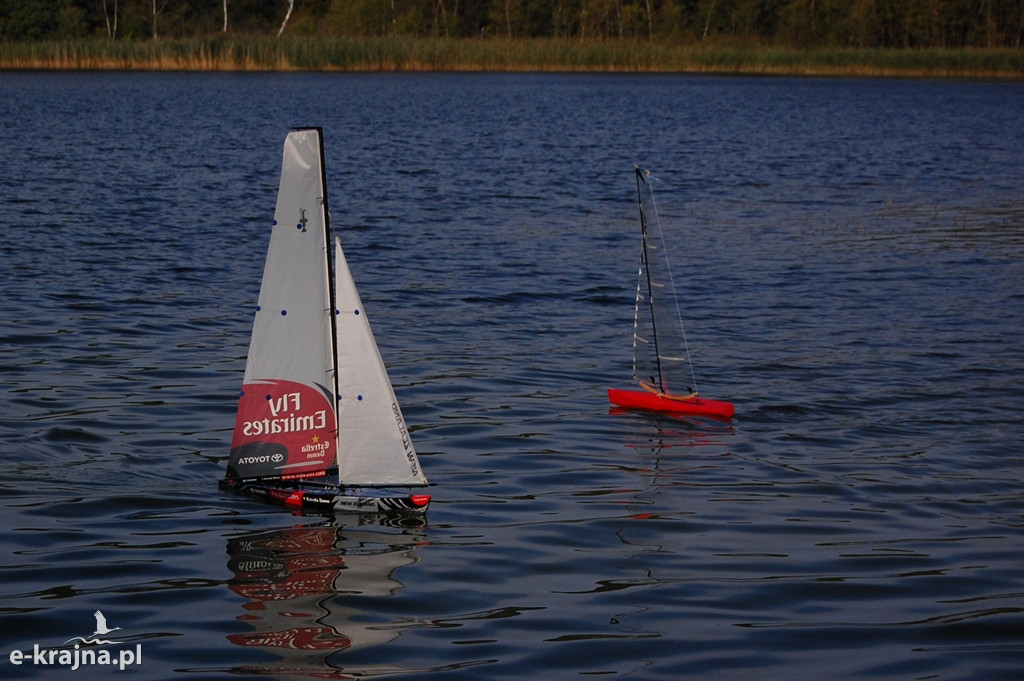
[[1, 71, 1023, 680]]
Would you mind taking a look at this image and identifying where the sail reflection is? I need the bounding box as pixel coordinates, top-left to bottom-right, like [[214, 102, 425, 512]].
[[226, 518, 427, 679]]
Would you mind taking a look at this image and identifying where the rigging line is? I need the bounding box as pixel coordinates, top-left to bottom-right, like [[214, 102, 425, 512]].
[[644, 171, 700, 396]]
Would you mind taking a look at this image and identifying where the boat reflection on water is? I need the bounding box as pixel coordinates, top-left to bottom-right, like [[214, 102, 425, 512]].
[[225, 516, 428, 678], [608, 407, 735, 519], [610, 406, 734, 452]]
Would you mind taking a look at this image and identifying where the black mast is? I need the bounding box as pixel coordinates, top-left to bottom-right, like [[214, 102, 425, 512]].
[[300, 127, 341, 478]]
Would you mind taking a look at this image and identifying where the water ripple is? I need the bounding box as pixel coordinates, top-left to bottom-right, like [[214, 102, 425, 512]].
[[1, 72, 1023, 680]]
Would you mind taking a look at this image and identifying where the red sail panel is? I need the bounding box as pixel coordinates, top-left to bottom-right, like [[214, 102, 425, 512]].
[[229, 379, 337, 480]]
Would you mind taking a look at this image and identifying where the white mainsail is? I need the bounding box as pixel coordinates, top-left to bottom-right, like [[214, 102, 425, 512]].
[[228, 128, 336, 482], [632, 167, 697, 399], [334, 237, 427, 487]]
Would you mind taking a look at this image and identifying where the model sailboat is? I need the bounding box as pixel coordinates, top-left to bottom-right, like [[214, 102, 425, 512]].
[[608, 166, 734, 420], [220, 128, 429, 514]]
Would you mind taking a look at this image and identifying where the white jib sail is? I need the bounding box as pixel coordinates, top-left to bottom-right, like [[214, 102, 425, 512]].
[[333, 237, 427, 487]]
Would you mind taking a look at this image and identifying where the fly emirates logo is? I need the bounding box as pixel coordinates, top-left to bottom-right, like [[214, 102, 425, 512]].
[[240, 391, 330, 437]]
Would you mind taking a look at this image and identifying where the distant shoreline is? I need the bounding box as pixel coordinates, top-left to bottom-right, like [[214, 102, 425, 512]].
[[2, 38, 1022, 78]]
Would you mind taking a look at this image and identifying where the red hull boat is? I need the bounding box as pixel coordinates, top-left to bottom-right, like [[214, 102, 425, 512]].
[[609, 166, 734, 421], [608, 388, 734, 420]]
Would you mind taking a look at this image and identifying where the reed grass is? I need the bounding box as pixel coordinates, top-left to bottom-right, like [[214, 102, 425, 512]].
[[1, 37, 1021, 77]]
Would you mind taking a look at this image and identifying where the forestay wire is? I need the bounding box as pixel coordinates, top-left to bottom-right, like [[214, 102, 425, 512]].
[[640, 168, 700, 397]]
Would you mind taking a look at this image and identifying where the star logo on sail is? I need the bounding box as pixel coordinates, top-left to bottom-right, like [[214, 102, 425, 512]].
[[302, 434, 330, 458]]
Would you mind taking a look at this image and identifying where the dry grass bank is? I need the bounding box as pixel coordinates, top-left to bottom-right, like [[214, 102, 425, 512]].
[[1, 38, 1022, 77]]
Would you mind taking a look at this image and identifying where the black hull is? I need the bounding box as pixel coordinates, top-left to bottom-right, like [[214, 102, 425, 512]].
[[219, 478, 429, 516]]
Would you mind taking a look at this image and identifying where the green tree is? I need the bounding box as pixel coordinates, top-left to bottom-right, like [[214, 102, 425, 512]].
[[1, 0, 1023, 47], [328, 0, 392, 36], [1, 0, 60, 39], [58, 1, 89, 37]]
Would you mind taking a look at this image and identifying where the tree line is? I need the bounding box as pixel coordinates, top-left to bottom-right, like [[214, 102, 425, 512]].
[[1, 0, 1021, 48]]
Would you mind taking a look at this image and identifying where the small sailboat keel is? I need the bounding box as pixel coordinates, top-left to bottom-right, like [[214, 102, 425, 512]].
[[609, 166, 734, 420], [222, 128, 430, 517]]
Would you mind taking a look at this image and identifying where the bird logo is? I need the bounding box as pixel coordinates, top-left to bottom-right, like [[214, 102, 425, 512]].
[[63, 610, 123, 645]]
